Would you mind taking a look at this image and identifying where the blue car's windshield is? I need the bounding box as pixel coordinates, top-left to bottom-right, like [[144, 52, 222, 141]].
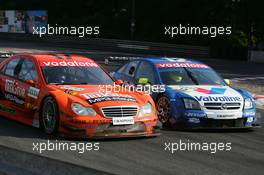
[[159, 68, 225, 86]]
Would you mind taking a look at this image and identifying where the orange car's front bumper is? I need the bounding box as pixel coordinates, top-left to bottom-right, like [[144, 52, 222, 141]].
[[59, 117, 160, 138]]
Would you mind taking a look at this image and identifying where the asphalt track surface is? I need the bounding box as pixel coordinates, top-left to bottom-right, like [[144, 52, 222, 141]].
[[0, 41, 264, 175]]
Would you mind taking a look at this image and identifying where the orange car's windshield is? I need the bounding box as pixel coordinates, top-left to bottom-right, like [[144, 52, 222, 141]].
[[41, 66, 114, 85]]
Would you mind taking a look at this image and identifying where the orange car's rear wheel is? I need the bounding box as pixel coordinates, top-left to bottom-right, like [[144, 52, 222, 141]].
[[41, 97, 59, 135]]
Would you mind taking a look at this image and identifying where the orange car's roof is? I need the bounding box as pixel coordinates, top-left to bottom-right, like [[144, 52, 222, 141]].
[[31, 54, 95, 62]]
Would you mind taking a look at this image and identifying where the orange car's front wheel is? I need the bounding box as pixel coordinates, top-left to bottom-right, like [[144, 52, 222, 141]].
[[40, 96, 59, 135]]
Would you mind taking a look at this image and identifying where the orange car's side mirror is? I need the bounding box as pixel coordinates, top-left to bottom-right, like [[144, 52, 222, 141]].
[[115, 79, 123, 85], [27, 79, 35, 86]]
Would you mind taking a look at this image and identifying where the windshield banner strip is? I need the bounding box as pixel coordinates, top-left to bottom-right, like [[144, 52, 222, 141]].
[[39, 60, 99, 67], [156, 62, 208, 68]]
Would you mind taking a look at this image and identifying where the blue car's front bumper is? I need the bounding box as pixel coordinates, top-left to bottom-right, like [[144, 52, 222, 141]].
[[171, 109, 257, 129]]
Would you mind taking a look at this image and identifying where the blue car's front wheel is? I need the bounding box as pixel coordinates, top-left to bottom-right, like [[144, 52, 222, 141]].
[[156, 94, 172, 126]]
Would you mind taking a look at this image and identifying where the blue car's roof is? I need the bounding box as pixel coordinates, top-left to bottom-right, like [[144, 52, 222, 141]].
[[140, 57, 205, 65]]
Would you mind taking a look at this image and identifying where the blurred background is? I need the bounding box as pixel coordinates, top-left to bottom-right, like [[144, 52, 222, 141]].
[[0, 0, 264, 60]]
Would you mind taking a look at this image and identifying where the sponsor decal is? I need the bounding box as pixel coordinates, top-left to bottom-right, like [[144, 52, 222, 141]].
[[32, 119, 40, 128], [178, 87, 197, 92], [243, 111, 256, 117], [216, 114, 236, 118], [169, 86, 197, 92], [247, 117, 254, 123], [5, 93, 25, 105], [60, 86, 84, 96], [156, 62, 208, 69], [0, 104, 16, 114], [164, 58, 189, 62], [32, 113, 40, 128], [39, 60, 99, 67], [69, 119, 90, 124], [194, 96, 241, 102], [81, 92, 108, 99], [85, 125, 99, 129], [69, 119, 110, 124], [89, 120, 111, 124], [188, 118, 200, 123], [196, 88, 226, 95], [25, 103, 37, 111], [32, 119, 39, 128], [5, 80, 25, 98], [60, 86, 84, 91], [81, 92, 137, 104], [112, 117, 135, 125], [88, 96, 137, 104], [64, 90, 78, 96], [81, 92, 131, 99], [28, 87, 40, 99], [184, 112, 206, 117]]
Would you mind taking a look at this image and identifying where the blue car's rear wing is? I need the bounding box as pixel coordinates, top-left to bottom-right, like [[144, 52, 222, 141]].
[[104, 56, 142, 65]]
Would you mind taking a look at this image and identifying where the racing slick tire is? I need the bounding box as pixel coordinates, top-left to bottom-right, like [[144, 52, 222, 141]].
[[40, 96, 60, 135], [156, 94, 172, 127]]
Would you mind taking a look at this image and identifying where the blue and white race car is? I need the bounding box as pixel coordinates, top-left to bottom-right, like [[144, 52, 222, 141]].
[[113, 57, 257, 129]]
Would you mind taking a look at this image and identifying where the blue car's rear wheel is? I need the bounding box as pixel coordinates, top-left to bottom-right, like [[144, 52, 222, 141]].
[[156, 94, 172, 125]]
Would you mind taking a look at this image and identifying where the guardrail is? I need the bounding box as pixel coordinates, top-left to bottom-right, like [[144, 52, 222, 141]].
[[0, 33, 210, 58], [250, 50, 264, 63]]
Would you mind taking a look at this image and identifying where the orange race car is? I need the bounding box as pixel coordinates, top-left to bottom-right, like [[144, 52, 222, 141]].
[[0, 54, 159, 138]]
